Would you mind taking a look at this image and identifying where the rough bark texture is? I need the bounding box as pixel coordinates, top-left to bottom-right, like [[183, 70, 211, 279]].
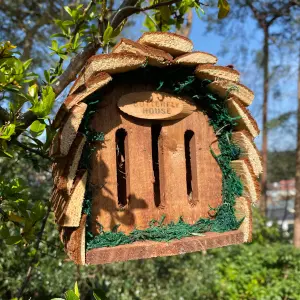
[[294, 49, 300, 248], [260, 27, 269, 216]]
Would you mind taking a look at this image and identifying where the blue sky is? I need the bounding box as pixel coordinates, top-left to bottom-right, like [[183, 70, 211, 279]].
[[189, 11, 298, 151]]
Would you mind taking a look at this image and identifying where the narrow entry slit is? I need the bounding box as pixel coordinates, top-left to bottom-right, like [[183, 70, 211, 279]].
[[151, 124, 162, 207], [184, 130, 194, 201], [116, 128, 127, 207]]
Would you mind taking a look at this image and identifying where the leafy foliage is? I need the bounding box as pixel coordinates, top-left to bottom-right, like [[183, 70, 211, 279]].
[[1, 208, 299, 300]]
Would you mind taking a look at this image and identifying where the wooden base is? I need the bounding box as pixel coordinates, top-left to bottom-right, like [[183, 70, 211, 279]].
[[86, 230, 244, 265]]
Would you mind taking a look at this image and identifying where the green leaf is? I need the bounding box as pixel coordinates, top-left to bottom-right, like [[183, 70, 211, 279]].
[[103, 23, 113, 45], [63, 20, 74, 27], [30, 120, 46, 137], [44, 70, 50, 83], [65, 290, 79, 300], [51, 33, 69, 39], [143, 15, 157, 32], [23, 59, 32, 70], [93, 292, 102, 300], [218, 0, 230, 19], [64, 6, 73, 17], [159, 5, 171, 22], [28, 84, 38, 99], [30, 86, 55, 117], [0, 149, 13, 158], [0, 124, 16, 140], [51, 40, 59, 52], [111, 20, 126, 38], [74, 282, 80, 297], [5, 235, 22, 245], [58, 53, 68, 60]]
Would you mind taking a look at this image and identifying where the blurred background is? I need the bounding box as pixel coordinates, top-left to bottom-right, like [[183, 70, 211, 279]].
[[0, 0, 300, 299]]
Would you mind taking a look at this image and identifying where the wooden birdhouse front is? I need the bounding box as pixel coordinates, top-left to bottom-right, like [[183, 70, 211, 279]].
[[50, 33, 262, 265]]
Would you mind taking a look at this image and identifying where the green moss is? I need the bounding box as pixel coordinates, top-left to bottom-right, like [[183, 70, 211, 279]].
[[78, 66, 245, 249]]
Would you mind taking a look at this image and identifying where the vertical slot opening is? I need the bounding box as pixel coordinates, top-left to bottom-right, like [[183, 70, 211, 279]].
[[116, 128, 127, 207], [185, 130, 194, 201], [151, 124, 162, 207]]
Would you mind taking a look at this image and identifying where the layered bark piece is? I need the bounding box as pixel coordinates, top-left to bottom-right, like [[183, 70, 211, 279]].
[[195, 65, 240, 82], [50, 102, 87, 157], [69, 71, 112, 96], [208, 80, 254, 106], [53, 133, 86, 195], [53, 72, 112, 129], [138, 32, 193, 56], [174, 51, 217, 66], [231, 159, 260, 203], [235, 197, 252, 242], [84, 53, 147, 81], [226, 97, 260, 138], [112, 38, 173, 67], [231, 131, 262, 177], [60, 214, 87, 265], [52, 170, 88, 227]]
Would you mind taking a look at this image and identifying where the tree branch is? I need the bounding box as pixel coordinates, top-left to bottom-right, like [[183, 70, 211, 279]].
[[51, 42, 100, 96], [109, 0, 140, 29], [111, 0, 183, 28], [246, 0, 267, 29], [15, 111, 37, 136], [267, 1, 297, 26], [13, 140, 52, 160]]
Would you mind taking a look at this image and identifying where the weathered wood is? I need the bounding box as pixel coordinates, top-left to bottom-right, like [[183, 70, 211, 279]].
[[56, 170, 88, 227], [90, 83, 156, 235], [112, 38, 173, 67], [86, 230, 244, 265], [231, 159, 260, 203], [59, 214, 86, 265], [231, 131, 263, 177], [89, 81, 222, 235], [138, 32, 193, 56], [235, 197, 252, 242], [157, 111, 222, 225], [118, 91, 196, 120]]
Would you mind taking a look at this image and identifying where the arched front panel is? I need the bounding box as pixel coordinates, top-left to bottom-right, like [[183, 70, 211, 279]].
[[90, 83, 222, 235]]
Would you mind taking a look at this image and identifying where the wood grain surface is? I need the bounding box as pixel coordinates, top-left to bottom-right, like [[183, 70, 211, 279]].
[[89, 80, 223, 235], [118, 91, 196, 120], [86, 230, 244, 265]]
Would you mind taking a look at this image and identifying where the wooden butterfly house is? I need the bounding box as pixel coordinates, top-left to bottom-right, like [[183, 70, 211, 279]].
[[50, 32, 262, 265]]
